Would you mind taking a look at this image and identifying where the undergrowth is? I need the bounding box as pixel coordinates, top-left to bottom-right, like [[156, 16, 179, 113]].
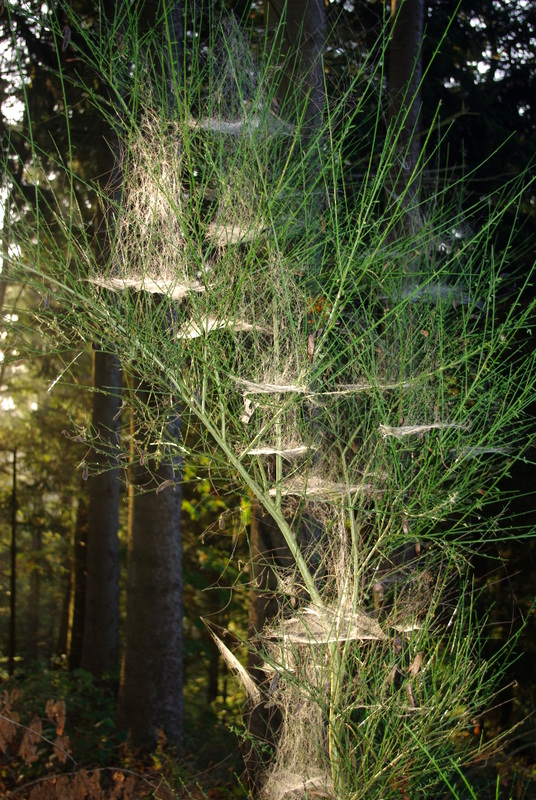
[[0, 670, 246, 799]]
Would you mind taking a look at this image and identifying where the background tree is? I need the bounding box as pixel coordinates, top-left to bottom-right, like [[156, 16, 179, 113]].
[[0, 0, 124, 676], [0, 365, 89, 670], [80, 344, 122, 676], [65, 489, 89, 668], [385, 0, 425, 225], [113, 0, 185, 747]]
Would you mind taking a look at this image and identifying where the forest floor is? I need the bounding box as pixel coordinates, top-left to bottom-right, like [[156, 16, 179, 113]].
[[2, 666, 536, 799]]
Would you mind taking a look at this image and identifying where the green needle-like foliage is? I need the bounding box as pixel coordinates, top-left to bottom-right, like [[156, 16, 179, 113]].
[[2, 3, 535, 797]]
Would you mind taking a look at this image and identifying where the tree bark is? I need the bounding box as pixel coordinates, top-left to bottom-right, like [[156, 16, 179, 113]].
[[77, 0, 126, 680], [117, 388, 183, 747], [245, 509, 290, 784], [115, 0, 185, 749], [266, 0, 326, 131], [25, 523, 42, 668], [80, 347, 122, 676], [386, 0, 425, 222], [8, 450, 17, 675], [56, 556, 72, 661], [68, 495, 89, 670], [206, 641, 220, 704]]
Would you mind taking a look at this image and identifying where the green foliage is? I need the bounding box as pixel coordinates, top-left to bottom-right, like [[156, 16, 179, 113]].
[[2, 668, 122, 764], [1, 2, 535, 798], [0, 667, 246, 798], [182, 459, 250, 703], [0, 343, 91, 669]]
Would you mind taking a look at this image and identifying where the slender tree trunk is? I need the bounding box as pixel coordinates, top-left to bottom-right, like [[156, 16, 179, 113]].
[[25, 523, 42, 668], [117, 382, 183, 746], [77, 0, 126, 679], [246, 509, 290, 783], [206, 641, 219, 704], [68, 495, 88, 670], [266, 0, 325, 131], [248, 511, 294, 677], [56, 557, 72, 660], [80, 347, 122, 676], [386, 0, 425, 225], [8, 449, 17, 675], [116, 0, 185, 748], [0, 193, 10, 316]]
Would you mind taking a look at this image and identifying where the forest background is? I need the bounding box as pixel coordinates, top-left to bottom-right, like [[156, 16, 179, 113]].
[[0, 0, 536, 798]]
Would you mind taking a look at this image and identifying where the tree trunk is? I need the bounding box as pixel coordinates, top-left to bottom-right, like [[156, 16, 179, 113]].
[[56, 557, 72, 661], [25, 524, 42, 668], [206, 641, 219, 704], [245, 508, 291, 784], [0, 191, 11, 316], [266, 0, 326, 131], [117, 387, 183, 747], [8, 449, 17, 675], [68, 495, 89, 670], [248, 510, 295, 678], [112, 0, 185, 748], [75, 0, 124, 681], [80, 347, 122, 676], [386, 0, 425, 224]]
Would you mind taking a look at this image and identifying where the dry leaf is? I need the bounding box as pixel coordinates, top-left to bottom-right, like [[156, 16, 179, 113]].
[[121, 774, 136, 799], [0, 710, 19, 752], [110, 770, 125, 799], [111, 771, 137, 800], [405, 682, 416, 709], [204, 624, 261, 705], [111, 771, 129, 799], [29, 782, 55, 800], [72, 769, 105, 800], [408, 652, 424, 677], [307, 333, 315, 362], [19, 716, 42, 765], [156, 479, 177, 494], [45, 699, 66, 735], [53, 733, 72, 763], [62, 25, 71, 51], [8, 688, 21, 704], [240, 397, 256, 424], [53, 774, 74, 799]]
